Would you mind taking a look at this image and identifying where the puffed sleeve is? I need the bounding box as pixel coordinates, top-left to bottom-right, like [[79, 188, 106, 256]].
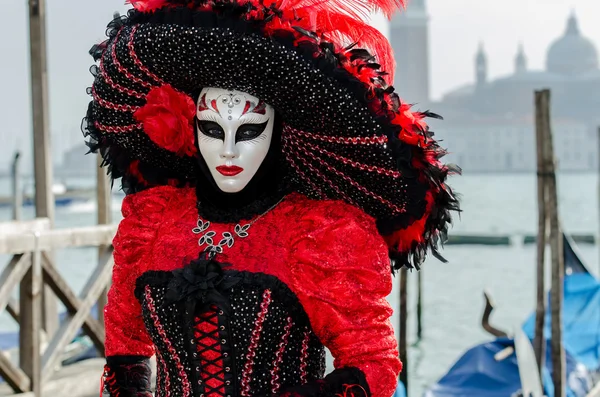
[[286, 200, 402, 397], [102, 186, 174, 396]]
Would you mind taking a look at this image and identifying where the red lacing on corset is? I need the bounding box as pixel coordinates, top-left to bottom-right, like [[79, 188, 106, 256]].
[[194, 307, 226, 397]]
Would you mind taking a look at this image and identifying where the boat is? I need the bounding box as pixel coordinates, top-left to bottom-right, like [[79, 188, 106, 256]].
[[422, 234, 600, 397]]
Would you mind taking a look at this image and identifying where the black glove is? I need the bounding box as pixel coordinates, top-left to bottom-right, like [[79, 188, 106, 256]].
[[277, 367, 371, 397], [102, 355, 153, 397]]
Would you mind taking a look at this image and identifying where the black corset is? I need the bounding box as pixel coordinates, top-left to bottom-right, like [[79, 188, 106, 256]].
[[134, 266, 326, 397]]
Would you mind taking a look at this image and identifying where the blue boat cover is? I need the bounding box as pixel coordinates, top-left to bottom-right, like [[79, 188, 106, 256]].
[[392, 380, 407, 397], [522, 272, 600, 372], [422, 338, 592, 397], [423, 338, 522, 397]]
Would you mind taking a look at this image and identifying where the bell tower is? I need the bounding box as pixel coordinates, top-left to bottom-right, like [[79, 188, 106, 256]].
[[476, 42, 488, 87], [389, 0, 430, 104], [515, 43, 527, 74]]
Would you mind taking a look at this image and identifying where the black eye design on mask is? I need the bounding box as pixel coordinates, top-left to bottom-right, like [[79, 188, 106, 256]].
[[197, 120, 269, 142], [198, 120, 225, 140], [236, 121, 269, 143]]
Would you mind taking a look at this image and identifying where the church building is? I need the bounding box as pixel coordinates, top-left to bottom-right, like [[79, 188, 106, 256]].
[[390, 3, 600, 172]]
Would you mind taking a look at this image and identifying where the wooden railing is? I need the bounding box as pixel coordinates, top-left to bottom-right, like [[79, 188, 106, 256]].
[[0, 219, 117, 395]]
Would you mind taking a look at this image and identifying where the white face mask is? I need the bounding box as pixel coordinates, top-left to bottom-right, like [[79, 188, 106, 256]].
[[196, 87, 275, 193]]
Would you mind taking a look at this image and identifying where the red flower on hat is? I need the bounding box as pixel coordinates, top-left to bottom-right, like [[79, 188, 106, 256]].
[[134, 84, 197, 157]]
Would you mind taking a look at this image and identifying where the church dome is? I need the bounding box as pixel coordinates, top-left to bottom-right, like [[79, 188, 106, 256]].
[[546, 13, 598, 75]]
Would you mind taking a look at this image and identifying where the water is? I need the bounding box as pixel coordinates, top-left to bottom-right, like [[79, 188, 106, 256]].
[[0, 173, 598, 396], [393, 173, 600, 396]]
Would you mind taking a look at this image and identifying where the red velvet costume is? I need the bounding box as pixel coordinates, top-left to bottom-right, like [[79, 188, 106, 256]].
[[105, 186, 401, 397]]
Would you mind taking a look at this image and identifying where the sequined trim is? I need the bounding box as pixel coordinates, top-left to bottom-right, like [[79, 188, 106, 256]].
[[284, 145, 359, 207], [94, 120, 143, 133], [299, 330, 311, 384], [144, 286, 191, 397], [287, 140, 406, 214], [240, 289, 272, 396], [292, 129, 388, 146], [284, 154, 326, 199], [99, 58, 146, 99], [92, 86, 141, 112], [270, 316, 293, 394], [291, 137, 401, 178], [156, 350, 171, 397], [111, 28, 155, 90], [128, 26, 165, 85]]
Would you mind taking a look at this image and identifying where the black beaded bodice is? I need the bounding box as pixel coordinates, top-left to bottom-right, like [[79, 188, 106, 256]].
[[134, 269, 326, 397]]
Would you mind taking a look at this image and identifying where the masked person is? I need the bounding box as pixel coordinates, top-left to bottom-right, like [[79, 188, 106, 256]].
[[84, 0, 459, 396]]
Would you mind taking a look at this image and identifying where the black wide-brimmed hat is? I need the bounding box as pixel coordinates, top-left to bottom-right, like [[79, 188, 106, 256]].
[[83, 0, 460, 269]]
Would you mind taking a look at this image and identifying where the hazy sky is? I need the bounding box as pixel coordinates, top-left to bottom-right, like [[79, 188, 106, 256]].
[[425, 0, 600, 99], [1, 0, 599, 169]]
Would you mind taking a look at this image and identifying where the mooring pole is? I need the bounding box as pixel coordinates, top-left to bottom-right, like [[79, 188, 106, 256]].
[[533, 91, 548, 377], [536, 89, 566, 397], [28, 0, 58, 351], [11, 152, 22, 221], [399, 268, 408, 394], [416, 270, 423, 341], [96, 154, 111, 327]]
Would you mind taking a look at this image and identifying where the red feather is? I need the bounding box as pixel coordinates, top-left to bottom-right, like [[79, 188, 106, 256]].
[[317, 13, 396, 81], [278, 0, 404, 21], [383, 191, 434, 253], [126, 0, 169, 12], [127, 0, 405, 22]]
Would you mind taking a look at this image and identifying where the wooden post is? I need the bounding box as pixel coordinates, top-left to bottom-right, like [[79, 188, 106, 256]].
[[12, 152, 22, 221], [96, 155, 111, 327], [28, 0, 54, 225], [534, 91, 548, 377], [19, 234, 42, 397], [28, 0, 58, 337], [399, 268, 408, 394], [537, 89, 566, 397], [416, 270, 423, 341]]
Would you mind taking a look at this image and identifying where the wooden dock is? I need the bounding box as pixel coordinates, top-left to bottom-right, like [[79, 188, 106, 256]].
[[0, 219, 116, 395]]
